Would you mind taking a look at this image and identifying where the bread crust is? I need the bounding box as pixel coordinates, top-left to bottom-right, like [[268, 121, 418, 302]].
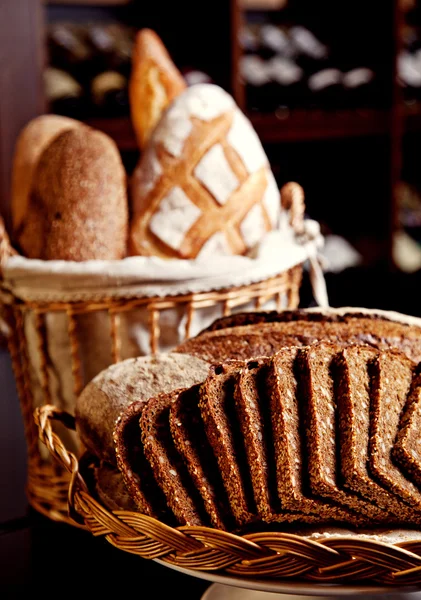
[[175, 317, 421, 364], [17, 126, 129, 260], [75, 353, 209, 465], [129, 28, 186, 149], [11, 114, 81, 237]]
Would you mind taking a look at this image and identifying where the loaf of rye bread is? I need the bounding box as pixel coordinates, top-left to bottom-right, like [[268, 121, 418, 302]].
[[110, 341, 421, 532], [175, 308, 421, 364]]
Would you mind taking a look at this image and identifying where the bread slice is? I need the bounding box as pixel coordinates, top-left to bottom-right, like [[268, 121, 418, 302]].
[[299, 342, 392, 523], [198, 361, 257, 527], [233, 357, 322, 525], [169, 384, 234, 531], [393, 371, 421, 487], [77, 352, 209, 466], [369, 350, 421, 514], [113, 398, 172, 522], [233, 357, 276, 521], [267, 347, 368, 525], [140, 389, 209, 526], [335, 345, 421, 524]]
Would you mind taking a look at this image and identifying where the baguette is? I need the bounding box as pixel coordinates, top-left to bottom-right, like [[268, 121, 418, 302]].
[[129, 28, 186, 149]]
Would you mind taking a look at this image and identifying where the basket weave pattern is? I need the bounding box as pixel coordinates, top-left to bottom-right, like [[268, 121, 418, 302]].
[[33, 404, 421, 586], [3, 265, 302, 523]]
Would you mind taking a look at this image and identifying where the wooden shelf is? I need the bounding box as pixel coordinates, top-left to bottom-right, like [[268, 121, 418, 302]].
[[249, 108, 391, 143], [239, 0, 287, 9], [83, 108, 397, 152], [45, 0, 132, 6], [403, 102, 421, 133]]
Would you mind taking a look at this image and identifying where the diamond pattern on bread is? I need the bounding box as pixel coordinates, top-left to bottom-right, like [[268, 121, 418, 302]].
[[129, 83, 281, 259]]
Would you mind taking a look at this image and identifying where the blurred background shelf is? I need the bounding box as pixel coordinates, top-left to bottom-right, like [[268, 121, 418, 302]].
[[2, 0, 421, 273], [250, 108, 392, 142], [45, 0, 132, 5]]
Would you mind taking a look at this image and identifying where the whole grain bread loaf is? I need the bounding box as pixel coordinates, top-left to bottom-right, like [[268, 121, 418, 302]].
[[175, 308, 421, 364], [75, 353, 210, 465], [17, 126, 129, 261]]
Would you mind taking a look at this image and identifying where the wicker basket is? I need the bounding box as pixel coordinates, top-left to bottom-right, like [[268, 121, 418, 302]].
[[33, 404, 421, 587], [0, 183, 312, 525]]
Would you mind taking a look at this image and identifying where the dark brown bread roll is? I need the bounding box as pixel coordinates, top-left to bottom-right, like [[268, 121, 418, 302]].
[[16, 126, 128, 261]]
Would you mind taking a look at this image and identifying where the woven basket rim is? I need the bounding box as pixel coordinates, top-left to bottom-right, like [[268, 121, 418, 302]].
[[32, 404, 421, 587]]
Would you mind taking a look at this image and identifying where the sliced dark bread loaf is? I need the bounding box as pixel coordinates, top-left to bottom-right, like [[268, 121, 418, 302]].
[[114, 399, 172, 522], [233, 357, 322, 525], [299, 342, 392, 523], [175, 315, 421, 364], [267, 347, 366, 526], [140, 389, 209, 526], [335, 345, 421, 524], [393, 371, 421, 487], [369, 351, 421, 515], [169, 384, 234, 531], [198, 361, 257, 527]]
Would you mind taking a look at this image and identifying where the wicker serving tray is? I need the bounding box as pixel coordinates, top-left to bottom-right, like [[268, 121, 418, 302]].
[[34, 404, 421, 588]]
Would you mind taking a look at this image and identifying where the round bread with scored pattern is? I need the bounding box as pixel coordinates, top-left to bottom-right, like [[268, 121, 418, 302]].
[[129, 83, 284, 260]]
